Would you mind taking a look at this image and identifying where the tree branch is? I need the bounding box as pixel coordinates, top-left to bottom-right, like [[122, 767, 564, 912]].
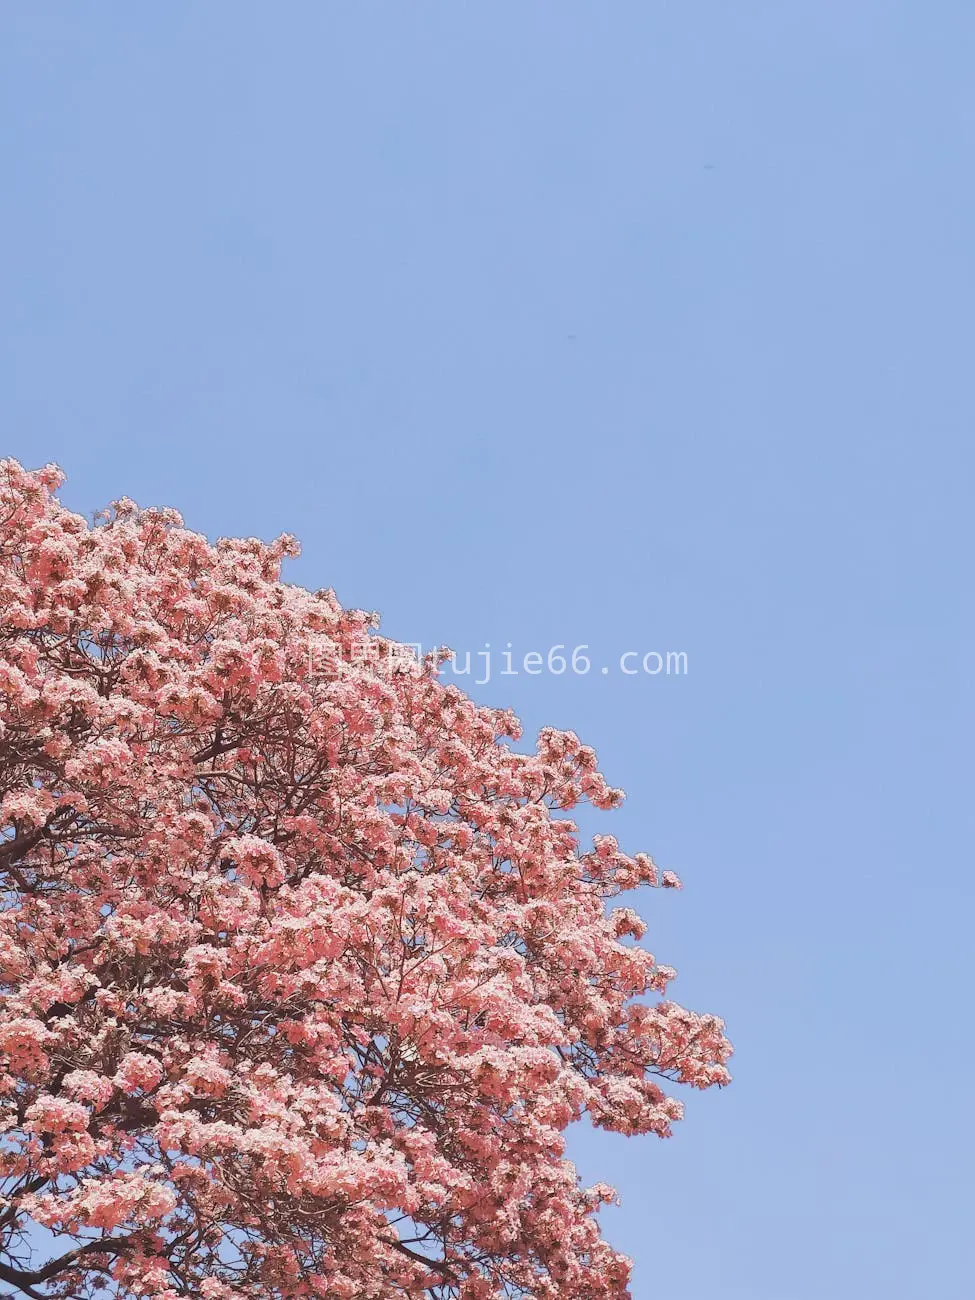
[[0, 1234, 137, 1293]]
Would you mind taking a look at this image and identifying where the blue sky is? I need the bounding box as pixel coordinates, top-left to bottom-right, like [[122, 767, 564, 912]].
[[2, 4, 973, 1297]]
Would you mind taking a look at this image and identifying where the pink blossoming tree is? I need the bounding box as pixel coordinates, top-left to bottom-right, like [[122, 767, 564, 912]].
[[0, 460, 731, 1300]]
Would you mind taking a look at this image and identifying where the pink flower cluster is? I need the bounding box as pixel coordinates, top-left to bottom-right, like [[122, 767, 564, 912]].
[[0, 460, 731, 1299]]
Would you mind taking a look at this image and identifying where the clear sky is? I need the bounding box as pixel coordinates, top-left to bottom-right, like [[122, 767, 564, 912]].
[[2, 4, 973, 1297]]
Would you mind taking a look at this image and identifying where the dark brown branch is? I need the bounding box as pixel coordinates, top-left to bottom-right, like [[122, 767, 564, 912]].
[[380, 1235, 457, 1284], [0, 1234, 137, 1295]]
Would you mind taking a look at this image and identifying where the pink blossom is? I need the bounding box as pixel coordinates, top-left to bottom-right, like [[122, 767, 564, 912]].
[[115, 1052, 165, 1094], [0, 460, 731, 1300]]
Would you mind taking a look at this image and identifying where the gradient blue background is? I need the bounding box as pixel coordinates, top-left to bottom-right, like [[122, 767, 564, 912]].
[[2, 4, 973, 1297]]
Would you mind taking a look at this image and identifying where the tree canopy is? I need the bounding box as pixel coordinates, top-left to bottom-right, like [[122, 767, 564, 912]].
[[0, 461, 731, 1299]]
